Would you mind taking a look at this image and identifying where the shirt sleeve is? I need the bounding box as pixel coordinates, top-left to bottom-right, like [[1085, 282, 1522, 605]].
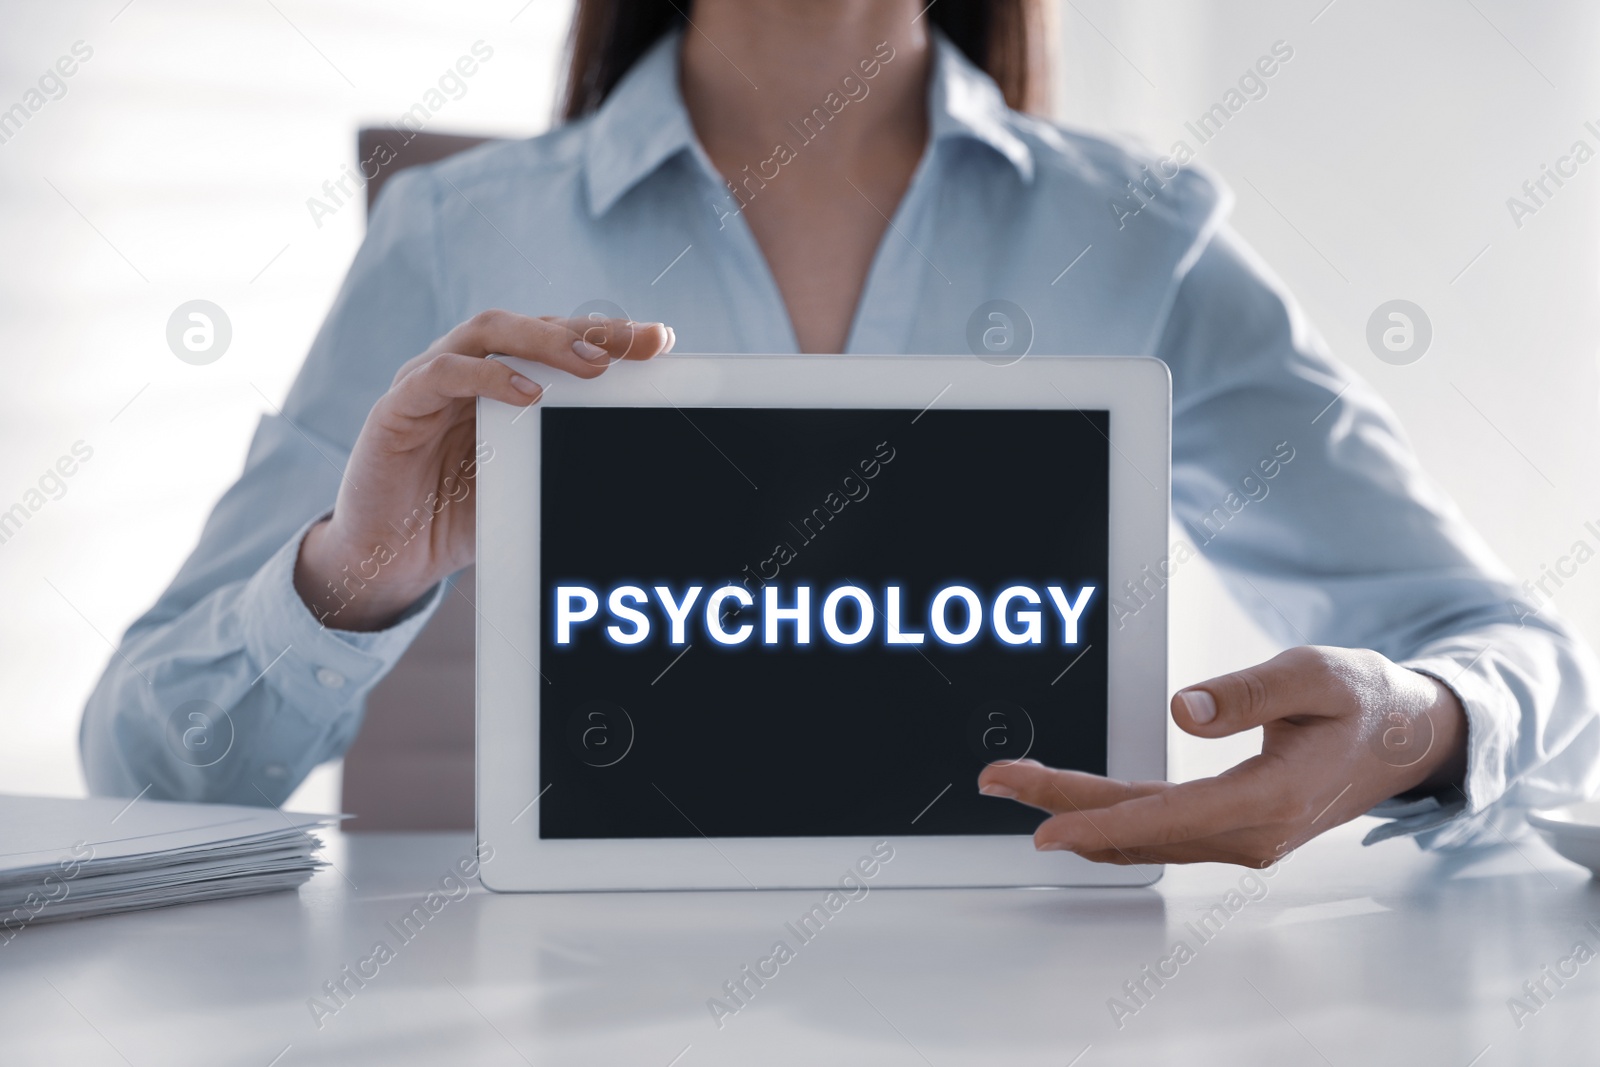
[[79, 168, 453, 805], [1156, 223, 1600, 849]]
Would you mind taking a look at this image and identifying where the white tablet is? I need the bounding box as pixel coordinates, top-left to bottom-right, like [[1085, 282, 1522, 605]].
[[475, 355, 1169, 891]]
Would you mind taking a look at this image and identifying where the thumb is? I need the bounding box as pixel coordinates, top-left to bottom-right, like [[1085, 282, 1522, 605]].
[[1173, 646, 1340, 738]]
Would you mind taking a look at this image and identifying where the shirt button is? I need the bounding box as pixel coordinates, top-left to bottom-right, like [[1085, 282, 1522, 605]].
[[315, 667, 346, 689]]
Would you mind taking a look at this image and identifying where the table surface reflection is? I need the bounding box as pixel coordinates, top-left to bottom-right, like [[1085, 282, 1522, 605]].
[[2, 819, 1596, 1066]]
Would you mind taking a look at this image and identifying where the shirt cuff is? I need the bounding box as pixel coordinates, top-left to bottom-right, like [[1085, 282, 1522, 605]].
[[1360, 657, 1510, 848], [237, 516, 447, 723]]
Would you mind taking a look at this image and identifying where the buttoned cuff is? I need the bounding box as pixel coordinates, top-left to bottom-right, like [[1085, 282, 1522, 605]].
[[1361, 657, 1510, 848], [237, 516, 447, 724]]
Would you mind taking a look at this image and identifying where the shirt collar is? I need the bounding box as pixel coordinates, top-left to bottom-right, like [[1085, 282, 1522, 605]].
[[583, 27, 1034, 218], [584, 29, 698, 217], [927, 29, 1035, 182]]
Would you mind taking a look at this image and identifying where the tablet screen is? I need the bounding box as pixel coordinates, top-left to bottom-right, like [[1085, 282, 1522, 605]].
[[538, 406, 1109, 839]]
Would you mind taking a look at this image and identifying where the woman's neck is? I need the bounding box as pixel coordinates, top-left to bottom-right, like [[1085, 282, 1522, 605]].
[[680, 0, 932, 164], [675, 1, 934, 353]]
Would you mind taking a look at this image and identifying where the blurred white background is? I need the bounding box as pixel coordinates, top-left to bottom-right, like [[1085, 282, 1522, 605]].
[[0, 0, 1595, 810]]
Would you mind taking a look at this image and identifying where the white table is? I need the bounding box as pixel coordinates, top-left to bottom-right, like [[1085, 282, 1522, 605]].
[[2, 820, 1596, 1066]]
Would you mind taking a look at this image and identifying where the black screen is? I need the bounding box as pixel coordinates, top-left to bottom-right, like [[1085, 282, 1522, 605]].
[[538, 407, 1109, 839]]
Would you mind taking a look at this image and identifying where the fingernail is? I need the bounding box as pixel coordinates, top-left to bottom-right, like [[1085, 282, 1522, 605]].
[[1036, 841, 1069, 852], [663, 325, 676, 353], [573, 339, 607, 361], [979, 784, 1017, 799], [1181, 689, 1216, 725], [510, 374, 541, 396]]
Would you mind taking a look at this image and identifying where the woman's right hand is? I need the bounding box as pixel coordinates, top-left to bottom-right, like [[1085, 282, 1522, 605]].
[[293, 311, 674, 630]]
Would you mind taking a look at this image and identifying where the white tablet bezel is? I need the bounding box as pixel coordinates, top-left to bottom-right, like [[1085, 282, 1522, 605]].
[[476, 355, 1169, 891]]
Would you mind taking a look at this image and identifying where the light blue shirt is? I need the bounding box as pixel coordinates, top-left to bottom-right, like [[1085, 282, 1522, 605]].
[[81, 30, 1599, 848]]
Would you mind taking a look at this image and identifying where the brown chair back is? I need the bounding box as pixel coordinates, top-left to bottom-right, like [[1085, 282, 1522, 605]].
[[340, 128, 499, 831], [358, 127, 493, 213]]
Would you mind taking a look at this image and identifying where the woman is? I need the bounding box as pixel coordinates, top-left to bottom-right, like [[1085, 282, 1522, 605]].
[[81, 0, 1598, 866]]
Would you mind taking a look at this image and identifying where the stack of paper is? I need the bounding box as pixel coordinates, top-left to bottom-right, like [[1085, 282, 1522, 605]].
[[0, 793, 336, 930]]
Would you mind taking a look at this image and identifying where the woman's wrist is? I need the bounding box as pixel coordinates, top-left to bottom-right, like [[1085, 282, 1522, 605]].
[[1398, 674, 1470, 799], [292, 518, 435, 632]]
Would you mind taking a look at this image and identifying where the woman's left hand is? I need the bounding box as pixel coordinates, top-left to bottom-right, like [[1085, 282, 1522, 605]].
[[976, 645, 1469, 867]]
